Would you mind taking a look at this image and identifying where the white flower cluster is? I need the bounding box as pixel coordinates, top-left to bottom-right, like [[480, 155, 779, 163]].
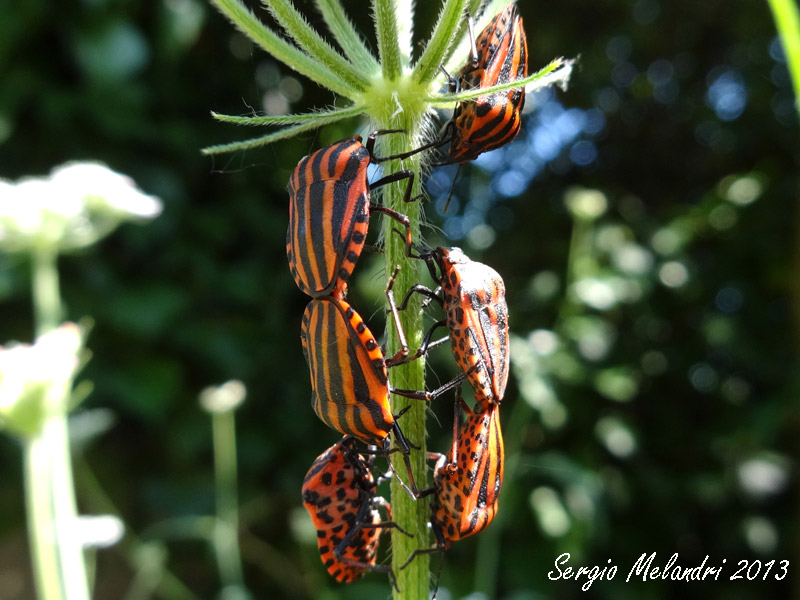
[[0, 323, 83, 437], [0, 161, 162, 253]]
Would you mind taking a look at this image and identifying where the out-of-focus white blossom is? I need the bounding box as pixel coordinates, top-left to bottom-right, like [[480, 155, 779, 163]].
[[0, 323, 83, 437], [199, 380, 247, 414], [73, 514, 125, 549], [0, 161, 162, 253], [50, 162, 162, 219]]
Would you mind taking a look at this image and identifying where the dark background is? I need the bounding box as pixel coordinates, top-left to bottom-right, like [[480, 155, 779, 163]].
[[0, 0, 798, 598]]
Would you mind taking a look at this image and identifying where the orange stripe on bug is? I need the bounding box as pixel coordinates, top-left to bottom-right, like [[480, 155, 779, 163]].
[[286, 132, 430, 299], [447, 3, 528, 163]]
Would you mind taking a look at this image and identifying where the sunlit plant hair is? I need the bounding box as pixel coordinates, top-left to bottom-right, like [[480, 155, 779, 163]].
[[204, 0, 572, 597]]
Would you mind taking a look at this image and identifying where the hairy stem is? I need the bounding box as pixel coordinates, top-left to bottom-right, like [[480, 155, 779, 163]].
[[379, 125, 430, 600]]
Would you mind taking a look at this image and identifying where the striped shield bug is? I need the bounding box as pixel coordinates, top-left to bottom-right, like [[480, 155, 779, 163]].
[[302, 435, 409, 587], [446, 3, 528, 163], [300, 268, 467, 492], [402, 388, 504, 567], [397, 246, 510, 413], [287, 131, 426, 299]]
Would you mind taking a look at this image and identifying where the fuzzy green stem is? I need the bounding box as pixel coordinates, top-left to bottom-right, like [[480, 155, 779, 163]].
[[377, 123, 430, 600], [212, 410, 247, 594], [28, 248, 90, 600]]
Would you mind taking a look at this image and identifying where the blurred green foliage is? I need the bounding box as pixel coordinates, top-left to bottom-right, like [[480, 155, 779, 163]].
[[0, 0, 798, 598]]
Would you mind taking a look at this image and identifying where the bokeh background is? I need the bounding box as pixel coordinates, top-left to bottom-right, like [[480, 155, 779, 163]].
[[1, 0, 798, 598]]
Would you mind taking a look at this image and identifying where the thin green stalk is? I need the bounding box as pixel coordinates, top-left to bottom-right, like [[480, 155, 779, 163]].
[[378, 125, 430, 600], [767, 0, 800, 115], [24, 435, 63, 600], [212, 410, 246, 592], [32, 248, 62, 335], [29, 248, 90, 600], [48, 400, 90, 600]]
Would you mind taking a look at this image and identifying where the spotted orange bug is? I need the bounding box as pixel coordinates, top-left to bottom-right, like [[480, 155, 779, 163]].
[[402, 390, 505, 566], [446, 3, 528, 163], [397, 246, 509, 413], [302, 435, 408, 586], [286, 131, 425, 299]]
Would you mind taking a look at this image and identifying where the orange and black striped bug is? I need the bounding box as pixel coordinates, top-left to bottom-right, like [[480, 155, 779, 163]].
[[302, 435, 410, 588], [396, 246, 509, 413], [401, 387, 504, 567], [287, 131, 426, 299], [300, 268, 465, 492], [444, 3, 528, 164]]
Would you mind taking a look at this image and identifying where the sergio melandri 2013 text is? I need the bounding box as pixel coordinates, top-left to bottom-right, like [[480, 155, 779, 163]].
[[547, 551, 789, 591]]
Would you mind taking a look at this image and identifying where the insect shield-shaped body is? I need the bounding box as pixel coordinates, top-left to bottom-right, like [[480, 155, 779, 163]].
[[431, 401, 504, 546], [401, 397, 504, 568], [448, 3, 528, 162], [435, 247, 509, 411], [302, 436, 406, 585], [286, 133, 421, 299], [399, 247, 509, 411], [301, 296, 400, 444]]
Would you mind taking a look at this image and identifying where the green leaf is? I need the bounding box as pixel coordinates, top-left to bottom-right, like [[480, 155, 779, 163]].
[[262, 0, 370, 92], [202, 109, 361, 154], [314, 0, 380, 74], [208, 0, 357, 99], [373, 0, 401, 80], [427, 57, 576, 105], [412, 0, 470, 85], [210, 104, 364, 127]]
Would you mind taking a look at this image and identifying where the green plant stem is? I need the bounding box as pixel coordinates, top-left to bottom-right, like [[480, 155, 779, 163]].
[[24, 435, 63, 600], [28, 248, 90, 600], [33, 248, 62, 335], [212, 410, 246, 593], [379, 124, 430, 600], [767, 0, 800, 115]]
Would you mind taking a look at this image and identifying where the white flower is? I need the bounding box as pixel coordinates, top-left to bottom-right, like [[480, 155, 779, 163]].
[[0, 323, 83, 437], [0, 161, 162, 253], [50, 162, 162, 220], [199, 380, 247, 414], [73, 514, 125, 548]]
